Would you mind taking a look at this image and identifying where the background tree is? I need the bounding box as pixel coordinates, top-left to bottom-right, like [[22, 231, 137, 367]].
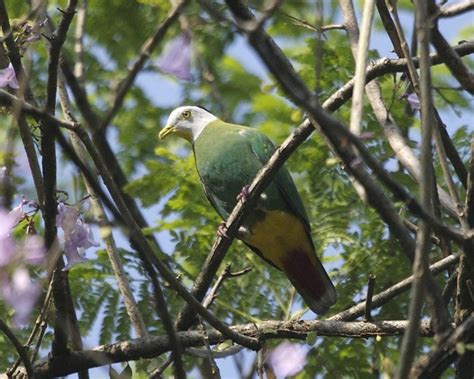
[[0, 0, 473, 377]]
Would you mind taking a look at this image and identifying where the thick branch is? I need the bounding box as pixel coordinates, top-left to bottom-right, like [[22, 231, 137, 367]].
[[32, 320, 435, 378]]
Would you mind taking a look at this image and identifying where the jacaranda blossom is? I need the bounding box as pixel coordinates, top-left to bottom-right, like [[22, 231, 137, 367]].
[[0, 201, 46, 326], [56, 202, 99, 270], [267, 342, 308, 378], [406, 92, 420, 112], [156, 32, 193, 81], [1, 268, 41, 326], [0, 209, 17, 267], [0, 63, 20, 89]]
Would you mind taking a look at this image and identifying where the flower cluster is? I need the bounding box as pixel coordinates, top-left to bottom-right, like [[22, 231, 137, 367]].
[[0, 63, 19, 89], [0, 201, 45, 326], [56, 202, 99, 270]]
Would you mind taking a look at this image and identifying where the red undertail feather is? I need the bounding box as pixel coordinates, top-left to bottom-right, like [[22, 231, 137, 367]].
[[282, 249, 337, 315]]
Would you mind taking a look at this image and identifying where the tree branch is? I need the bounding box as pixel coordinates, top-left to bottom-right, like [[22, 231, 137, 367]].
[[412, 314, 474, 378], [323, 40, 474, 113], [42, 0, 78, 359], [32, 319, 436, 377], [397, 2, 440, 375], [348, 0, 375, 136], [430, 4, 474, 94], [0, 320, 34, 379], [439, 0, 474, 18], [0, 6, 45, 206]]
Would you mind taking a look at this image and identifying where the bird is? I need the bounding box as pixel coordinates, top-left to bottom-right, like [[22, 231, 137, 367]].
[[159, 105, 337, 314]]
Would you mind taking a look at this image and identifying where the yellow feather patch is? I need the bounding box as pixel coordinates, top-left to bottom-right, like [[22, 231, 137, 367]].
[[244, 210, 314, 269]]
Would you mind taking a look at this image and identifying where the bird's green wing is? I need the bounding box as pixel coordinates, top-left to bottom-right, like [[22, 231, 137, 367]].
[[195, 170, 230, 220], [247, 128, 312, 233]]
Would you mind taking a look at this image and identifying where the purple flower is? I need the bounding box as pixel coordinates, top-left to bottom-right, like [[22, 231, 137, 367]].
[[156, 32, 193, 81], [0, 63, 20, 89], [8, 202, 25, 226], [0, 203, 45, 326], [1, 268, 41, 326], [56, 202, 99, 270], [406, 92, 420, 112], [23, 235, 46, 265], [0, 205, 23, 267], [267, 342, 308, 378], [56, 202, 80, 234], [0, 217, 15, 267], [63, 220, 98, 270]]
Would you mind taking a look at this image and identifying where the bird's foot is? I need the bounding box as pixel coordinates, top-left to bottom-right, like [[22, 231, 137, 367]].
[[217, 221, 229, 239], [236, 185, 250, 202]]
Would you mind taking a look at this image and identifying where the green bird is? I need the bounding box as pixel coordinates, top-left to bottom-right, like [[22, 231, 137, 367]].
[[159, 106, 337, 314]]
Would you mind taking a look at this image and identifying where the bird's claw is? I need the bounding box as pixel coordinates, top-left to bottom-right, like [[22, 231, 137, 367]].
[[236, 185, 250, 202], [217, 221, 229, 239]]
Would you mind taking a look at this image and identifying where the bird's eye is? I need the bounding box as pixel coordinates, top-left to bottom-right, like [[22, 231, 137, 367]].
[[182, 110, 191, 119]]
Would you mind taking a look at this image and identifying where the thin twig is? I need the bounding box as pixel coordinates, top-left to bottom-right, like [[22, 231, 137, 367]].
[[364, 274, 376, 322], [0, 320, 35, 378], [439, 0, 474, 18], [198, 318, 221, 379], [0, 13, 44, 206], [99, 0, 189, 131], [203, 265, 252, 309], [8, 281, 53, 376], [430, 5, 474, 94], [433, 122, 469, 230], [329, 254, 459, 322]]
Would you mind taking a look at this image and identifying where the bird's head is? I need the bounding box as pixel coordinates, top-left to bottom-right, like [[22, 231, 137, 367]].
[[159, 105, 217, 142]]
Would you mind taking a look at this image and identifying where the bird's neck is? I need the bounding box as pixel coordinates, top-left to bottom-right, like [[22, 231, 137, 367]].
[[190, 116, 219, 142]]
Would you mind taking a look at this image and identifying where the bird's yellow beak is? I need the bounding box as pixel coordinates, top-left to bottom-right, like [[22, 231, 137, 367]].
[[159, 124, 174, 140]]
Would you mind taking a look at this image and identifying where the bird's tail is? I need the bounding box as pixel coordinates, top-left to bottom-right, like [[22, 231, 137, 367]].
[[282, 249, 337, 315]]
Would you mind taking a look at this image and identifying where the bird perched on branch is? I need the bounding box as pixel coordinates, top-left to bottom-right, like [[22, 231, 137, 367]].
[[159, 106, 337, 314]]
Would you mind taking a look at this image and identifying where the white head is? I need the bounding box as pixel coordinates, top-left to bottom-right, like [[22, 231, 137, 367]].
[[159, 105, 218, 142]]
